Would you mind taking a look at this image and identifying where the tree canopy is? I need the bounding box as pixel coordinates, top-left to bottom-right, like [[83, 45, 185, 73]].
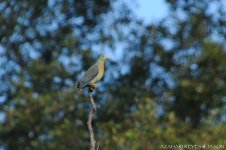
[[0, 0, 226, 149]]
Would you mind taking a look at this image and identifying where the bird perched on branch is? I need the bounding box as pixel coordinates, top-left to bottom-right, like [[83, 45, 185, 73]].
[[77, 55, 108, 95]]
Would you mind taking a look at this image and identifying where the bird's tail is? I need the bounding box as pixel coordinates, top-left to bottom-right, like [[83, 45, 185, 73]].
[[75, 88, 83, 100]]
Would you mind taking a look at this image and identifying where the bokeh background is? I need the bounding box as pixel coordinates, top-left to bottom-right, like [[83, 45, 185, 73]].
[[0, 0, 226, 149]]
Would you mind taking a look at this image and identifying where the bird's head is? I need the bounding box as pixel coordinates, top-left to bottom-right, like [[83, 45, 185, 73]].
[[98, 55, 108, 62]]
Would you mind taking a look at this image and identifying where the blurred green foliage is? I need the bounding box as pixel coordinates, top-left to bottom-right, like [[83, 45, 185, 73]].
[[0, 0, 226, 149]]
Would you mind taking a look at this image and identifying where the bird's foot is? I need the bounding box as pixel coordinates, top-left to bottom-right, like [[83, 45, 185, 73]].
[[91, 84, 97, 90], [92, 84, 97, 89], [89, 84, 97, 92]]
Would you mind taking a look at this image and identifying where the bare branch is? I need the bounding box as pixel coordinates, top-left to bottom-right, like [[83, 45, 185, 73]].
[[87, 92, 97, 150]]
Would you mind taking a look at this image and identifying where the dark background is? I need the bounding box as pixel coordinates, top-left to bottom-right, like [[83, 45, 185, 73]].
[[0, 0, 226, 149]]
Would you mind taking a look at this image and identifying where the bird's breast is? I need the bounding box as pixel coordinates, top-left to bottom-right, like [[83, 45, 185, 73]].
[[91, 63, 105, 84], [100, 63, 104, 74]]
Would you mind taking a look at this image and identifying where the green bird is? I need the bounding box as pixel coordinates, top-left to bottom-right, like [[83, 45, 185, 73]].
[[77, 55, 108, 95]]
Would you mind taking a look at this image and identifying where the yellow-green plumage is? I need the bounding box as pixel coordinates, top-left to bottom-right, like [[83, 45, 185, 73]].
[[91, 60, 105, 84]]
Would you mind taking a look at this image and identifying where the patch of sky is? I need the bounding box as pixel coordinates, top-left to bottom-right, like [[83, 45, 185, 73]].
[[69, 16, 84, 26], [0, 44, 5, 55], [207, 1, 222, 18], [0, 1, 7, 12], [9, 32, 24, 43], [155, 105, 164, 116], [160, 38, 175, 51], [210, 32, 225, 45], [53, 76, 62, 83], [190, 63, 198, 71], [2, 7, 11, 17], [17, 16, 30, 26], [20, 43, 40, 60], [149, 63, 175, 89], [150, 63, 165, 78], [175, 8, 189, 21], [134, 0, 169, 24], [25, 28, 36, 39], [0, 95, 6, 104], [0, 112, 6, 123], [58, 53, 82, 75], [64, 78, 74, 86], [173, 47, 201, 65], [33, 40, 43, 50], [38, 134, 53, 142], [48, 0, 57, 7]]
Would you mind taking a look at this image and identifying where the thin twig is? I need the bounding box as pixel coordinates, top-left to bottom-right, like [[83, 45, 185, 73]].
[[87, 92, 97, 150]]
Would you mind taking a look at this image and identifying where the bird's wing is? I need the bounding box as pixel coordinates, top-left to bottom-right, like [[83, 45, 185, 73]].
[[77, 63, 99, 88]]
